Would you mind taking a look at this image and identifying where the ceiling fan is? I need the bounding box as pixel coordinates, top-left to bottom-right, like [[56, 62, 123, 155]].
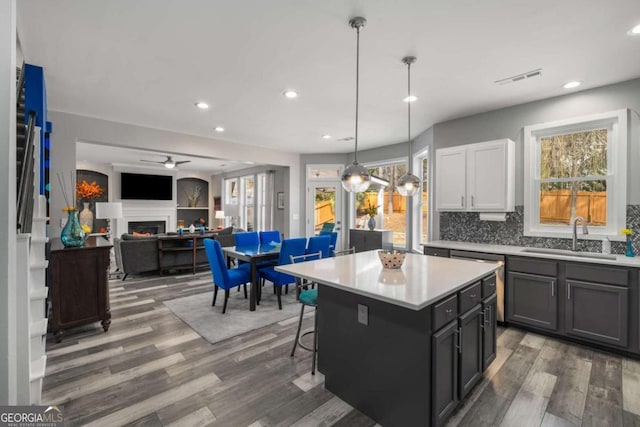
[[140, 155, 191, 169]]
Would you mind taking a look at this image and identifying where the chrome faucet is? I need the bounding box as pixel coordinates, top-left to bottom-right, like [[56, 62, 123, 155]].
[[572, 217, 589, 251]]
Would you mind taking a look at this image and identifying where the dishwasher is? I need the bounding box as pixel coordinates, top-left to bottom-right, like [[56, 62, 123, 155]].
[[449, 250, 505, 323]]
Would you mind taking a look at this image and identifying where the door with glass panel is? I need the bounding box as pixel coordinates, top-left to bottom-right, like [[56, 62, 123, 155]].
[[307, 184, 343, 239]]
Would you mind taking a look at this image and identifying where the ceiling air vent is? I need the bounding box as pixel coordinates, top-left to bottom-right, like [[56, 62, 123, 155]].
[[494, 68, 543, 86]]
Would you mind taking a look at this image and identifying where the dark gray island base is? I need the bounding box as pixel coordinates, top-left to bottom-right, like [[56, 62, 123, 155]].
[[318, 277, 496, 427], [277, 251, 499, 426]]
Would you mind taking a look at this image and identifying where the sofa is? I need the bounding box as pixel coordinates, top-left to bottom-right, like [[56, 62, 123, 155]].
[[114, 227, 237, 279]]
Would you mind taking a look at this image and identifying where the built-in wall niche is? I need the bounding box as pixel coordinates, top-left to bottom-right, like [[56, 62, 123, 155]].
[[76, 169, 108, 233], [177, 177, 209, 228]]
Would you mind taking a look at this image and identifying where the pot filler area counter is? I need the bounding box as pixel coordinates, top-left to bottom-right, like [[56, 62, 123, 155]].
[[277, 251, 500, 427]]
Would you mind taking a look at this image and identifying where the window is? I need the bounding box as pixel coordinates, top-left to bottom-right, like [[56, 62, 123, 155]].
[[413, 148, 429, 249], [524, 110, 627, 240], [224, 178, 238, 205], [352, 160, 408, 248], [240, 175, 255, 231]]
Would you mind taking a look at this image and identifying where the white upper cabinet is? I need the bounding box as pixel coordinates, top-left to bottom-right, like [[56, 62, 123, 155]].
[[436, 139, 515, 212], [435, 146, 467, 210]]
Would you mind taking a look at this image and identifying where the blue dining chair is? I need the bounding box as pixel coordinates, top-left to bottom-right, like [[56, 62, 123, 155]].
[[204, 239, 250, 314], [259, 230, 281, 245], [306, 235, 332, 260], [259, 237, 307, 309], [318, 231, 338, 256], [234, 231, 259, 247]]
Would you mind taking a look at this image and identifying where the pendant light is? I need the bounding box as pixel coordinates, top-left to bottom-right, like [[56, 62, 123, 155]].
[[341, 17, 371, 193], [396, 56, 421, 197]]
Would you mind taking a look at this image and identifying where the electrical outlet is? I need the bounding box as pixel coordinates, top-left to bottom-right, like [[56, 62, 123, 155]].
[[358, 304, 368, 325]]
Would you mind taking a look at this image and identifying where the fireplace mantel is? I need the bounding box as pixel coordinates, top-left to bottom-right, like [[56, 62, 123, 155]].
[[113, 202, 177, 237]]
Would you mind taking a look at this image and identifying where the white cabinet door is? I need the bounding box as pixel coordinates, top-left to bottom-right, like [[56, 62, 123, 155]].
[[436, 139, 514, 212], [467, 141, 510, 211], [436, 147, 466, 210]]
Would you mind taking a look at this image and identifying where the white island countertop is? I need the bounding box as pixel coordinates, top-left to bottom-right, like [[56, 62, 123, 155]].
[[276, 250, 499, 311]]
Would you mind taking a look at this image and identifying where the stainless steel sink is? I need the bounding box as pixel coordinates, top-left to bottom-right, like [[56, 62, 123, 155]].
[[521, 247, 617, 260]]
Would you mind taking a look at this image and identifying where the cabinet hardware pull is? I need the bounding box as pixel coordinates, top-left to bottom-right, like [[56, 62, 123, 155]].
[[551, 280, 555, 297], [461, 196, 464, 207], [471, 195, 475, 206], [457, 327, 462, 353], [445, 309, 452, 315], [568, 283, 571, 300], [470, 294, 477, 299], [480, 309, 486, 329], [488, 306, 492, 324]]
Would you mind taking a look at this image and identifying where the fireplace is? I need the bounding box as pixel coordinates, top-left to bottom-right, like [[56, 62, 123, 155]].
[[128, 221, 166, 235]]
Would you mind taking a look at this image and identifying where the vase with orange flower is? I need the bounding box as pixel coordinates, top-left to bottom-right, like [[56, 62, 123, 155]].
[[76, 180, 105, 233]]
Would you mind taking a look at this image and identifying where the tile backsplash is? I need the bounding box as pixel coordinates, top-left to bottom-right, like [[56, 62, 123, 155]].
[[439, 205, 640, 255]]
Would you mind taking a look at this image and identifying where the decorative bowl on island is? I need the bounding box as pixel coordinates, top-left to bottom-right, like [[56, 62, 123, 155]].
[[378, 250, 406, 269]]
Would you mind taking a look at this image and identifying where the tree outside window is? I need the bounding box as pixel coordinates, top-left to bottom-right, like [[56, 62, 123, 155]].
[[355, 162, 407, 247]]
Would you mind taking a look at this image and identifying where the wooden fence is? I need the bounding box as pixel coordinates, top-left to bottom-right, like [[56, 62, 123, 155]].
[[361, 192, 429, 214], [540, 190, 606, 225], [315, 200, 335, 226]]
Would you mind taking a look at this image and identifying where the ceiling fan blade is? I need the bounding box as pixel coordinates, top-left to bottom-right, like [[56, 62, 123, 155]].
[[174, 160, 192, 166], [140, 160, 163, 164]]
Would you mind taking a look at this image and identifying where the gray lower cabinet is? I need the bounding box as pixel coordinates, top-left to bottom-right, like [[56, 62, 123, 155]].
[[507, 271, 557, 331], [432, 321, 459, 426], [349, 229, 393, 253], [565, 279, 629, 347], [482, 293, 497, 370], [459, 304, 483, 399]]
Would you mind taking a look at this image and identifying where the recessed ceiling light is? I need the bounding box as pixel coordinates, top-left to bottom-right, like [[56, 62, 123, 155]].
[[322, 134, 332, 140], [195, 102, 209, 110], [629, 24, 640, 35], [403, 95, 418, 103], [562, 81, 582, 89], [214, 126, 225, 132], [283, 90, 299, 99]]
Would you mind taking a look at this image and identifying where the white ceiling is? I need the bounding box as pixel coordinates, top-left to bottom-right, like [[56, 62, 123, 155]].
[[17, 0, 640, 155], [76, 142, 255, 173]]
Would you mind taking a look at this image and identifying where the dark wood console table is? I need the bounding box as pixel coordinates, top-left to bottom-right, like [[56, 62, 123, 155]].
[[49, 236, 112, 342], [157, 233, 217, 275]]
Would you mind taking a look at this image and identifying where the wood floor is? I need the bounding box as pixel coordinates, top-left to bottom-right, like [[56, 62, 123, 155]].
[[43, 272, 640, 426]]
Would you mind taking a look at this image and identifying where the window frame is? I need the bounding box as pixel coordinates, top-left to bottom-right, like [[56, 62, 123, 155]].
[[523, 109, 627, 241], [349, 157, 409, 250], [412, 147, 429, 252]]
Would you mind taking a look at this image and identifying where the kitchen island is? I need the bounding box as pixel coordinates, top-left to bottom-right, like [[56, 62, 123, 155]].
[[277, 250, 500, 426]]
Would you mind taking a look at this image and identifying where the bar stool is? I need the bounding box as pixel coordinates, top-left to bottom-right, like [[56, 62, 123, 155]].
[[290, 252, 322, 374]]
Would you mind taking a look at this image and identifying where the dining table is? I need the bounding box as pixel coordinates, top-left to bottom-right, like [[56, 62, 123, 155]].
[[222, 243, 280, 311]]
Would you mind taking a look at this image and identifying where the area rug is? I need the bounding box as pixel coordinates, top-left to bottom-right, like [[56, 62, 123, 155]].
[[164, 286, 302, 344]]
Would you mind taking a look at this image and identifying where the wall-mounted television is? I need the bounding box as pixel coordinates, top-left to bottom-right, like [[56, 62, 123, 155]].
[[120, 173, 173, 200]]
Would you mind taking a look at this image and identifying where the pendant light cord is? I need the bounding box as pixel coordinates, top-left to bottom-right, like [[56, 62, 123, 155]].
[[354, 25, 361, 164], [407, 61, 412, 174]]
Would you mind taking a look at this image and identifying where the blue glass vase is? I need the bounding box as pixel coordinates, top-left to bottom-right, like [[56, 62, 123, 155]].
[[367, 215, 376, 231], [61, 210, 86, 247], [626, 237, 635, 257]]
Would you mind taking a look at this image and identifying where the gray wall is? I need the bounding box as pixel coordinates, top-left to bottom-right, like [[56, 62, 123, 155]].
[[432, 77, 640, 205], [48, 111, 303, 238]]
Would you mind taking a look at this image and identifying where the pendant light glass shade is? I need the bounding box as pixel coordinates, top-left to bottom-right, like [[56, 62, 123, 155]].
[[341, 17, 371, 193], [342, 162, 371, 192], [397, 56, 420, 197]]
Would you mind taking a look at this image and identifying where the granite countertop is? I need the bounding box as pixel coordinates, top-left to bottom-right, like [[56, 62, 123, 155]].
[[276, 250, 498, 311], [425, 240, 640, 268]]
